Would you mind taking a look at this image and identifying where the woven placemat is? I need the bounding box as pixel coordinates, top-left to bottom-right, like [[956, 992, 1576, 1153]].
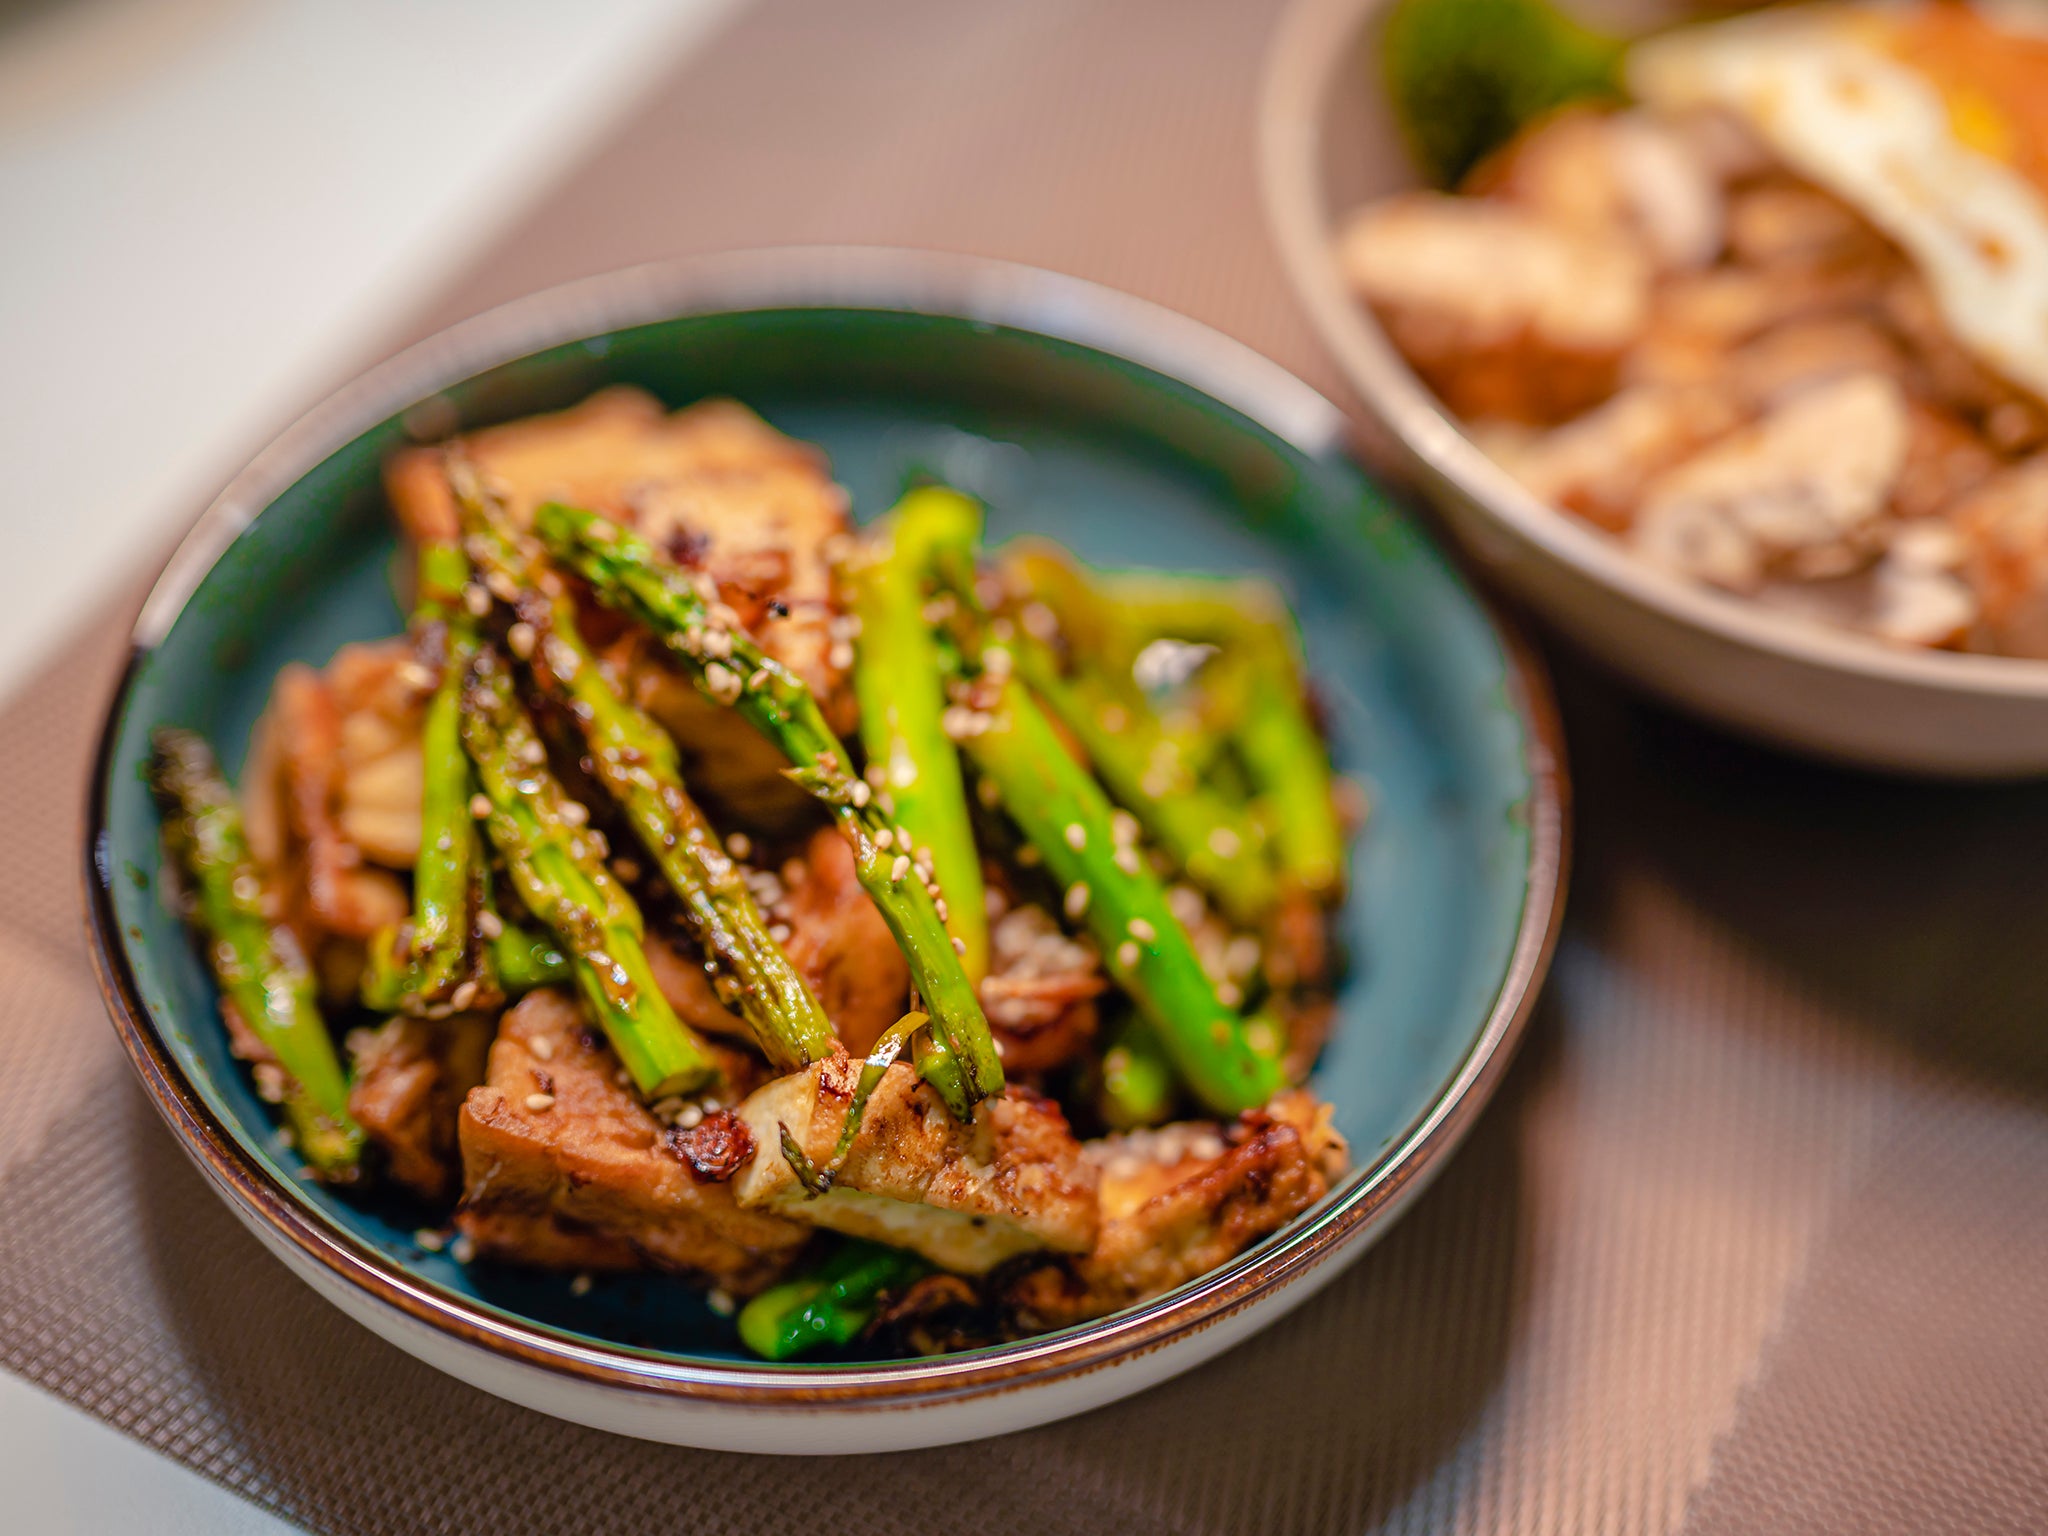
[[7, 1, 2047, 1530]]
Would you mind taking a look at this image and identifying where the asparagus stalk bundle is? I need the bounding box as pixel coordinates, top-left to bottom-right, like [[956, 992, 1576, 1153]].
[[847, 488, 989, 981], [961, 675, 1286, 1115], [1099, 573, 1346, 902], [909, 499, 1287, 1116], [454, 468, 833, 1073], [533, 501, 1003, 1118], [150, 728, 365, 1180], [460, 644, 719, 1100], [736, 1239, 929, 1361]]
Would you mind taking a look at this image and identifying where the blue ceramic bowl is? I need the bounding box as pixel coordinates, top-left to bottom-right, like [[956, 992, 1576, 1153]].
[[86, 249, 1565, 1451]]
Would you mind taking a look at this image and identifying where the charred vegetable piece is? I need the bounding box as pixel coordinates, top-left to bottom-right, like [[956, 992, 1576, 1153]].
[[533, 500, 1002, 1117], [150, 727, 364, 1179], [1383, 0, 1625, 188], [459, 645, 718, 1099], [736, 1239, 930, 1361], [1102, 574, 1346, 903], [963, 676, 1287, 1116], [456, 469, 833, 1072], [849, 488, 989, 980]]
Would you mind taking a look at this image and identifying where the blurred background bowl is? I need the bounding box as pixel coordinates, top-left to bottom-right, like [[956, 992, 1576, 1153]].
[[1259, 0, 2048, 776]]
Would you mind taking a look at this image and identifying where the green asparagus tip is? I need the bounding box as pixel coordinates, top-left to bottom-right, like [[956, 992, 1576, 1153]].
[[737, 1240, 929, 1361]]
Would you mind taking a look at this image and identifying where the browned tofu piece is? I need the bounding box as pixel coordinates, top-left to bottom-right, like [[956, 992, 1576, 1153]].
[[1952, 456, 2048, 657], [1480, 383, 1744, 533], [347, 1012, 493, 1202], [730, 1057, 1099, 1274], [1339, 191, 1651, 424], [454, 990, 807, 1293], [383, 387, 851, 716], [1003, 1091, 1349, 1330]]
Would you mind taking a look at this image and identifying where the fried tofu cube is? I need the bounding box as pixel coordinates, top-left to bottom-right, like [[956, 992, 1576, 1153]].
[[730, 1058, 1099, 1274], [454, 990, 807, 1294]]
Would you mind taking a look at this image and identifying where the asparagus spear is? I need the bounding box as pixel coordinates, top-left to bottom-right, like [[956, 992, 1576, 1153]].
[[150, 727, 365, 1180], [533, 501, 1003, 1117], [1002, 546, 1276, 923], [1101, 574, 1346, 901], [459, 644, 718, 1099], [1095, 1013, 1176, 1130], [736, 1239, 929, 1361], [961, 674, 1286, 1116], [455, 471, 833, 1072], [849, 487, 988, 980]]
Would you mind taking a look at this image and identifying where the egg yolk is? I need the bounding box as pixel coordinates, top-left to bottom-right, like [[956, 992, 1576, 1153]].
[[1880, 2, 2048, 203]]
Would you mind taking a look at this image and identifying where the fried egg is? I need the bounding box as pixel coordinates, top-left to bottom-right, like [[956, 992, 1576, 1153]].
[[1629, 0, 2048, 404]]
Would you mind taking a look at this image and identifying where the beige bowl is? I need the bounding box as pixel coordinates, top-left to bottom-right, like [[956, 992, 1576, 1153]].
[[1259, 0, 2048, 776]]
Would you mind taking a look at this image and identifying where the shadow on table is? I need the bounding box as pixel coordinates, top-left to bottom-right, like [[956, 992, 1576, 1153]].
[[128, 1009, 1544, 1536], [1556, 657, 2048, 1104]]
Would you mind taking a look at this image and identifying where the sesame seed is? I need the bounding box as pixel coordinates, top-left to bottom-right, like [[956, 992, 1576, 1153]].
[[1098, 703, 1129, 733], [874, 827, 894, 850], [485, 572, 518, 602], [703, 661, 742, 703], [1064, 823, 1087, 851], [1246, 1019, 1280, 1056], [569, 1272, 594, 1298], [614, 857, 642, 882], [1113, 846, 1142, 876], [1021, 602, 1057, 641], [747, 668, 770, 692], [1217, 981, 1243, 1008], [476, 909, 504, 939], [982, 645, 1012, 678], [725, 831, 752, 860], [414, 1228, 446, 1253], [1128, 917, 1156, 943], [849, 779, 872, 807], [769, 923, 791, 943], [702, 628, 734, 660], [1208, 826, 1242, 859], [828, 640, 855, 671], [890, 854, 912, 882], [1064, 883, 1091, 920], [1117, 940, 1140, 970], [952, 935, 968, 955], [529, 1035, 555, 1062], [706, 1288, 737, 1318], [469, 794, 492, 819], [677, 1103, 705, 1129], [1110, 810, 1140, 846], [518, 738, 546, 766], [395, 659, 435, 691], [525, 1092, 556, 1112], [462, 584, 491, 617], [506, 621, 537, 659], [450, 980, 479, 1011], [559, 800, 589, 827]]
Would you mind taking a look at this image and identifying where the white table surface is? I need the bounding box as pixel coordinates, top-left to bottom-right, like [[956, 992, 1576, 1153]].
[[0, 1, 735, 1528]]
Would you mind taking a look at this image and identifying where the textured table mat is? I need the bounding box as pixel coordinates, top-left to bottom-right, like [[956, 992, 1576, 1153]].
[[7, 1, 2048, 1531]]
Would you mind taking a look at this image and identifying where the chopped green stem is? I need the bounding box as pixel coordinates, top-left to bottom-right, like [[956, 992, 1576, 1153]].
[[488, 923, 570, 991], [1099, 574, 1345, 901], [459, 645, 717, 1100], [534, 501, 1002, 1113], [457, 472, 832, 1071], [850, 488, 988, 980], [963, 676, 1285, 1116], [779, 1012, 927, 1196], [736, 1240, 929, 1361], [1095, 1013, 1177, 1130], [150, 728, 364, 1180], [1014, 645, 1274, 925]]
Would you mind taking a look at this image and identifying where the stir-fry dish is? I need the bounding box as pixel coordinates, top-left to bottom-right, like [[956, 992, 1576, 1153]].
[[1349, 0, 2048, 655], [149, 388, 1356, 1359]]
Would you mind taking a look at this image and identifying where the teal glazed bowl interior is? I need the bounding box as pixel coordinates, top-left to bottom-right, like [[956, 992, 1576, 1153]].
[[88, 251, 1564, 1399]]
